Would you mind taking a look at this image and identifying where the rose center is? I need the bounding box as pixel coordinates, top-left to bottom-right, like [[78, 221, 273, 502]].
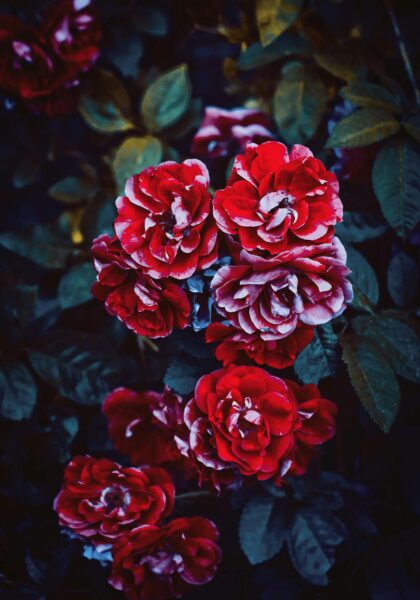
[[141, 549, 183, 576], [100, 484, 131, 511], [228, 396, 263, 437], [259, 190, 295, 215]]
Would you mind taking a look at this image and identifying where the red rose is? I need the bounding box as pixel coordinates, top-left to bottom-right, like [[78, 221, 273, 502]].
[[43, 0, 101, 70], [103, 387, 186, 467], [180, 365, 337, 483], [212, 238, 353, 340], [191, 106, 274, 159], [91, 234, 191, 338], [115, 160, 219, 279], [213, 142, 343, 254], [205, 322, 314, 369], [54, 456, 174, 550], [109, 517, 221, 600]]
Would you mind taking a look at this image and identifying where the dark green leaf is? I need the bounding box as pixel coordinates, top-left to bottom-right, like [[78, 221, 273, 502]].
[[0, 227, 75, 269], [13, 154, 40, 189], [345, 244, 379, 309], [58, 263, 95, 310], [163, 355, 203, 395], [106, 33, 143, 78], [141, 64, 191, 132], [336, 212, 388, 243], [341, 334, 400, 432], [340, 81, 402, 113], [387, 251, 418, 308], [274, 62, 327, 145], [237, 32, 310, 71], [256, 0, 303, 46], [294, 323, 339, 384], [0, 362, 37, 421], [81, 194, 116, 241], [326, 108, 399, 148], [239, 495, 288, 565], [133, 5, 168, 36], [402, 114, 420, 143], [49, 176, 97, 205], [315, 50, 363, 82], [372, 138, 420, 238], [112, 135, 163, 193]]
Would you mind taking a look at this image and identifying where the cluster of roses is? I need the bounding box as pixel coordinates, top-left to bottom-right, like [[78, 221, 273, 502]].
[[0, 0, 100, 115]]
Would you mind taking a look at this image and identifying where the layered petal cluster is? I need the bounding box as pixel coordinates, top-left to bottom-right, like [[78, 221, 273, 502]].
[[92, 234, 191, 338], [103, 386, 186, 467], [205, 322, 314, 370], [212, 238, 353, 340], [213, 142, 343, 255], [115, 160, 219, 280], [54, 456, 174, 549], [191, 106, 274, 159], [181, 365, 337, 483], [109, 517, 221, 600]]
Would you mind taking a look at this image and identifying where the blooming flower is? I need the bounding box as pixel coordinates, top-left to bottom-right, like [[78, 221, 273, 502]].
[[213, 142, 343, 255], [212, 238, 353, 340], [109, 517, 221, 600], [91, 234, 191, 338], [54, 456, 174, 550], [115, 159, 219, 279]]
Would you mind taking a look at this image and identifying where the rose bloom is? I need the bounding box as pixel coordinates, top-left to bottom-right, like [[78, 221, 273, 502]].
[[180, 365, 337, 483], [213, 142, 343, 255], [191, 106, 274, 159], [91, 234, 191, 338], [205, 322, 314, 369], [103, 387, 186, 467], [54, 456, 174, 550], [43, 0, 101, 70], [109, 517, 221, 600], [115, 160, 219, 280], [212, 238, 353, 340]]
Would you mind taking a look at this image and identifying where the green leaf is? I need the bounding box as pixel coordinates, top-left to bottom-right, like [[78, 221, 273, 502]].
[[141, 64, 191, 132], [0, 226, 75, 269], [314, 50, 363, 82], [163, 355, 203, 395], [335, 212, 388, 243], [239, 495, 288, 565], [106, 32, 143, 78], [58, 263, 95, 310], [237, 32, 310, 71], [345, 245, 379, 309], [273, 62, 327, 145], [387, 250, 418, 308], [325, 108, 399, 148], [81, 194, 116, 241], [372, 138, 420, 238], [28, 331, 132, 405], [340, 81, 402, 113], [403, 114, 420, 143], [256, 0, 303, 47], [112, 136, 163, 193], [49, 176, 97, 205], [13, 154, 40, 189], [133, 5, 168, 36], [341, 334, 400, 432], [288, 509, 346, 585], [294, 323, 339, 385], [352, 315, 420, 384], [0, 362, 37, 420], [79, 68, 134, 134]]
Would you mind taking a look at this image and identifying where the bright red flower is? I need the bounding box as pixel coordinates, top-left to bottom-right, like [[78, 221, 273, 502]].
[[54, 456, 174, 550], [213, 142, 343, 254], [109, 517, 221, 600], [205, 322, 314, 369], [103, 387, 186, 467], [91, 234, 191, 338], [43, 0, 101, 70], [212, 238, 353, 340], [191, 106, 274, 159], [115, 160, 219, 280]]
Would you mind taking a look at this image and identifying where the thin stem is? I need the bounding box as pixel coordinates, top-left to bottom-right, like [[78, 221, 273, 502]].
[[385, 0, 420, 106], [175, 490, 214, 503]]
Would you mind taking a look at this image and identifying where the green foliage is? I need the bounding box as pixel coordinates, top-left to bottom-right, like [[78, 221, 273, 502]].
[[141, 64, 191, 132], [0, 362, 37, 420], [13, 154, 40, 189], [237, 32, 310, 71], [345, 245, 379, 311], [314, 49, 363, 82], [387, 251, 418, 308], [273, 61, 327, 145], [133, 5, 168, 37], [294, 323, 339, 384], [326, 108, 399, 148], [372, 137, 420, 238], [58, 263, 95, 310], [112, 136, 163, 193], [340, 81, 402, 113], [403, 114, 420, 143], [341, 334, 400, 433], [49, 176, 98, 205], [336, 212, 388, 243], [255, 0, 303, 46]]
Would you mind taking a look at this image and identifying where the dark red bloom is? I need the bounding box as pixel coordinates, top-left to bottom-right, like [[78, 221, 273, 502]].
[[54, 456, 174, 550], [91, 234, 191, 338], [103, 387, 186, 467], [115, 160, 219, 280], [109, 517, 221, 600], [180, 365, 337, 484], [43, 0, 101, 70], [213, 142, 342, 254], [212, 239, 353, 340], [205, 322, 314, 369], [191, 106, 274, 159]]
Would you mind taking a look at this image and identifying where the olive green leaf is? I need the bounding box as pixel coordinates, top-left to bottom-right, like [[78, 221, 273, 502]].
[[112, 136, 163, 193], [255, 0, 303, 47], [340, 81, 402, 114], [326, 108, 399, 148]]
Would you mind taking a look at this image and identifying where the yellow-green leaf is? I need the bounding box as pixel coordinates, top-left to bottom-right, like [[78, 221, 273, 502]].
[[49, 176, 97, 204], [256, 0, 303, 47], [325, 108, 399, 148], [340, 81, 401, 114], [112, 136, 163, 193], [315, 51, 363, 82]]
